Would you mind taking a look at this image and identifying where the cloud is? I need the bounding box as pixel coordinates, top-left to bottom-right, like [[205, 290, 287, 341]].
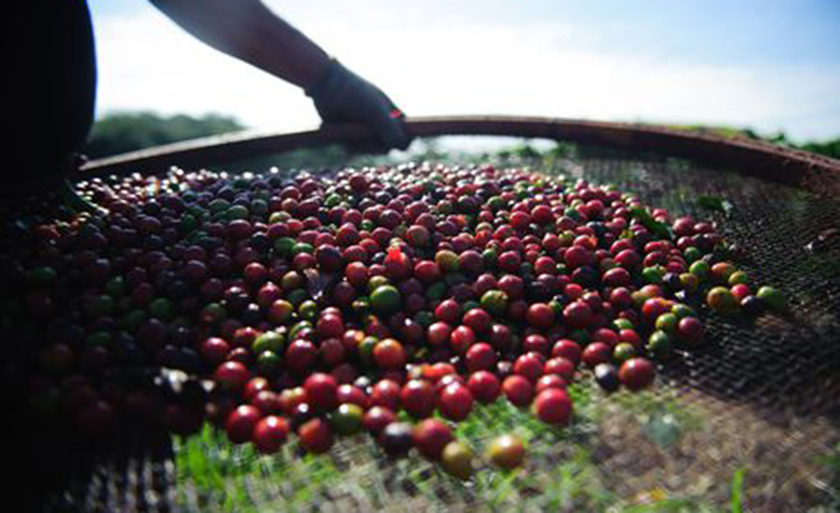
[[93, 9, 321, 131], [92, 4, 839, 141]]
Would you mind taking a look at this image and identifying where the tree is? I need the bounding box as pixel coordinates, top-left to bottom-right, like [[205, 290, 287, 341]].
[[84, 111, 245, 158], [799, 138, 840, 160]]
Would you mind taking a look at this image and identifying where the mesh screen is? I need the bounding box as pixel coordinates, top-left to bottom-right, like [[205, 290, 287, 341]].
[[15, 148, 840, 513]]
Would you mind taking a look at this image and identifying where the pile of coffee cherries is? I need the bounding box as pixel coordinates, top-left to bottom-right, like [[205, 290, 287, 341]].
[[12, 162, 784, 478]]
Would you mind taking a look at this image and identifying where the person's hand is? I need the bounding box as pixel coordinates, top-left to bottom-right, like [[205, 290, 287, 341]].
[[306, 59, 412, 151]]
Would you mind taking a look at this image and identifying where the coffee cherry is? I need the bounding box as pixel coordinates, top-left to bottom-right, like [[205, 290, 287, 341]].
[[467, 371, 501, 404], [487, 434, 525, 469], [252, 415, 290, 454], [413, 419, 454, 461], [226, 405, 261, 444], [378, 421, 414, 457], [533, 388, 573, 425], [440, 441, 474, 480], [303, 373, 339, 410], [437, 382, 474, 421], [502, 375, 534, 407], [400, 379, 436, 418], [619, 357, 656, 391], [363, 406, 397, 435], [298, 418, 334, 454]]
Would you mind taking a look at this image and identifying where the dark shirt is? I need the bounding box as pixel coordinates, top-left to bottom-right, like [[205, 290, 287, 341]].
[[10, 1, 97, 196]]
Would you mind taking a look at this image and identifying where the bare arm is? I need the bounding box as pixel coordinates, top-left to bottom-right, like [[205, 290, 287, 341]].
[[149, 0, 411, 149], [149, 0, 329, 89]]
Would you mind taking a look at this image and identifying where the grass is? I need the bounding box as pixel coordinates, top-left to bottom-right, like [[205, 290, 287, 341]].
[[730, 469, 745, 513], [815, 443, 840, 512], [176, 426, 347, 512], [172, 381, 750, 512]]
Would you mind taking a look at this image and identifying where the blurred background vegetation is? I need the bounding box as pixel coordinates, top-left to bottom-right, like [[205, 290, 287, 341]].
[[85, 112, 245, 159], [84, 111, 840, 167]]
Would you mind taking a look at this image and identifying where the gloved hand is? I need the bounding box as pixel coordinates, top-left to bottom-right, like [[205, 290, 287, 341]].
[[306, 59, 412, 151]]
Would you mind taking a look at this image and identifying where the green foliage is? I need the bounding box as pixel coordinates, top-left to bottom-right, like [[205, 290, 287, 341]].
[[744, 130, 840, 159], [799, 138, 840, 159], [172, 386, 614, 512], [175, 424, 344, 512], [664, 124, 840, 159], [730, 468, 745, 513], [697, 195, 735, 217], [170, 382, 748, 512], [85, 111, 245, 158], [818, 443, 840, 512]]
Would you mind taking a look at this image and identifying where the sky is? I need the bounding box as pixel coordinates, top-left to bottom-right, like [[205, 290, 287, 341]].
[[88, 0, 840, 143]]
